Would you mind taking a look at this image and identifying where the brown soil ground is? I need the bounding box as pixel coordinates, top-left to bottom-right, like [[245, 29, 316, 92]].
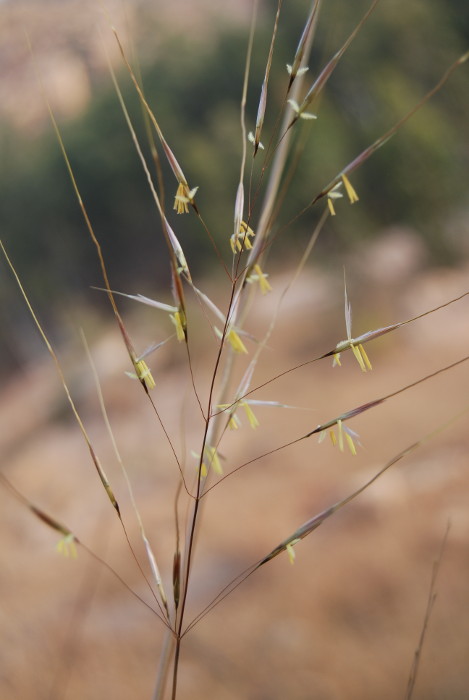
[[1, 253, 469, 700]]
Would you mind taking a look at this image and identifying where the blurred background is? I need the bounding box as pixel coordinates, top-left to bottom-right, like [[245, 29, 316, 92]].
[[1, 0, 469, 698]]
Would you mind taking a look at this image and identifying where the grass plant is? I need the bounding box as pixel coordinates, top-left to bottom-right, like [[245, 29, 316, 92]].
[[1, 1, 469, 698]]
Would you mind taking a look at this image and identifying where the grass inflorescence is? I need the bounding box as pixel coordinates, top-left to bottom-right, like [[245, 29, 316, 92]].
[[1, 1, 469, 698]]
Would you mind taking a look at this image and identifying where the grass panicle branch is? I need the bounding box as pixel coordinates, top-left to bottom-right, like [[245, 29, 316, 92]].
[[202, 352, 469, 495], [258, 413, 465, 568], [314, 50, 469, 205], [287, 0, 380, 128], [184, 412, 465, 634], [0, 471, 162, 619], [404, 522, 451, 700]]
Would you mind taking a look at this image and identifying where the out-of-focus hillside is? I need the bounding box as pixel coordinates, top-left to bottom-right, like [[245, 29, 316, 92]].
[[0, 0, 254, 132], [1, 0, 468, 345]]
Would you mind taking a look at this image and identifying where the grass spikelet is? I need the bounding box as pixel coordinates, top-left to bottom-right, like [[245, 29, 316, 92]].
[[288, 0, 379, 127], [314, 51, 469, 205], [286, 0, 321, 90], [253, 0, 283, 155]]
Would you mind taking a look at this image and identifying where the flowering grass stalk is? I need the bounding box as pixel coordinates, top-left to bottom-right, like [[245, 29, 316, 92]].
[[2, 3, 469, 699]]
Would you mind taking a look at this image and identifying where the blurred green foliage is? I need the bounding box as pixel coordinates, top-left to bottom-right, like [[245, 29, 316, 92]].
[[1, 0, 468, 364]]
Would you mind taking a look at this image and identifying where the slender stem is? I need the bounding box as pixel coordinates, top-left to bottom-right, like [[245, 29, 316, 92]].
[[404, 523, 450, 700], [176, 281, 238, 616], [152, 629, 176, 700], [165, 8, 262, 695], [171, 638, 183, 700]]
